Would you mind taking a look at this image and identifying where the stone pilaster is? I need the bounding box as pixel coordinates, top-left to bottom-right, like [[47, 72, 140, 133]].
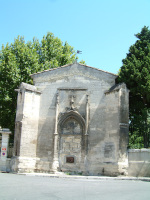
[[52, 93, 59, 172], [85, 95, 89, 136], [0, 129, 11, 161], [0, 128, 11, 171], [118, 84, 129, 175]]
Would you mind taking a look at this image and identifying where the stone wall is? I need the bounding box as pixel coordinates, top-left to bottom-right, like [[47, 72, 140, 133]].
[[2, 150, 150, 177], [11, 63, 129, 175], [128, 149, 150, 177], [11, 83, 41, 172], [32, 63, 129, 175]]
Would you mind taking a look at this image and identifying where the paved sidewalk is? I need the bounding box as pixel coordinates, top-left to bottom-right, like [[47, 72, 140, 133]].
[[16, 172, 150, 181]]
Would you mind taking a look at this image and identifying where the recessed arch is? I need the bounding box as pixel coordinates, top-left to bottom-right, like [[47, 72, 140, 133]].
[[58, 110, 85, 135]]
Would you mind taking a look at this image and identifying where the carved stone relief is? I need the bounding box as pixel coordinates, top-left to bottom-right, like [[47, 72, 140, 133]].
[[57, 88, 88, 171], [61, 117, 82, 135]]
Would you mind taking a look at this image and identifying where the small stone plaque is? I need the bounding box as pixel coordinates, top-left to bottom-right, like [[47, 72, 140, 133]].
[[66, 157, 74, 163], [104, 142, 114, 158]]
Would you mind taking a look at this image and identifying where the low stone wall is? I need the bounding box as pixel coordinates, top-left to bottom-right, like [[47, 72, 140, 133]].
[[128, 149, 150, 177]]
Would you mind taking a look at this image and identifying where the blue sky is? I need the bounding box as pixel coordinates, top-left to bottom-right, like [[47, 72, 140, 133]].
[[0, 0, 150, 74]]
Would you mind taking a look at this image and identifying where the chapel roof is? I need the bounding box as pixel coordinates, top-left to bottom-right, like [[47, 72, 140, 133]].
[[30, 62, 117, 77]]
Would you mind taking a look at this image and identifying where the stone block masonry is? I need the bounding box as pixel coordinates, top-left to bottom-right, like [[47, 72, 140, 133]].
[[11, 63, 129, 176]]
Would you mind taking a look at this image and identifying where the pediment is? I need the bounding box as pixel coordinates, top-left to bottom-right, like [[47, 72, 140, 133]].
[[31, 63, 117, 83]]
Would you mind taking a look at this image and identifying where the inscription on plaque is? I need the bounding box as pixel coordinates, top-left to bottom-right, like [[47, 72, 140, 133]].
[[66, 157, 74, 163], [104, 142, 115, 158]]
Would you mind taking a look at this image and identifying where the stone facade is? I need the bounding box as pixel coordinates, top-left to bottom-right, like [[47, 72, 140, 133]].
[[11, 63, 129, 176]]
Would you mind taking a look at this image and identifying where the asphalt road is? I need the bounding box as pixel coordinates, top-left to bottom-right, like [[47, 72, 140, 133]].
[[0, 173, 150, 200]]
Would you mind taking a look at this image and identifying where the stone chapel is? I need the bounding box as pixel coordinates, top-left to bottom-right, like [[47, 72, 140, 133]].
[[11, 62, 129, 176]]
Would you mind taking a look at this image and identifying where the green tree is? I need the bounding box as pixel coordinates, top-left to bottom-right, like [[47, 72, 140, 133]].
[[37, 33, 76, 69], [0, 37, 40, 134], [0, 32, 83, 136], [117, 26, 150, 148]]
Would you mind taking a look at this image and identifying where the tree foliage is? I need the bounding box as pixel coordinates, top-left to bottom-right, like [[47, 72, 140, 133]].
[[117, 26, 150, 148], [0, 32, 84, 134]]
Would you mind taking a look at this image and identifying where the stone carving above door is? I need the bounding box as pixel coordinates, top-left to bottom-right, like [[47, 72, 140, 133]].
[[65, 95, 78, 112], [61, 117, 82, 135]]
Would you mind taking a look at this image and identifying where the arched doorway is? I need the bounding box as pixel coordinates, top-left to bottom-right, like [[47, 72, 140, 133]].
[[58, 111, 85, 172]]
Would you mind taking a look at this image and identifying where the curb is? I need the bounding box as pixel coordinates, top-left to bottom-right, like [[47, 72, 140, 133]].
[[16, 173, 150, 182]]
